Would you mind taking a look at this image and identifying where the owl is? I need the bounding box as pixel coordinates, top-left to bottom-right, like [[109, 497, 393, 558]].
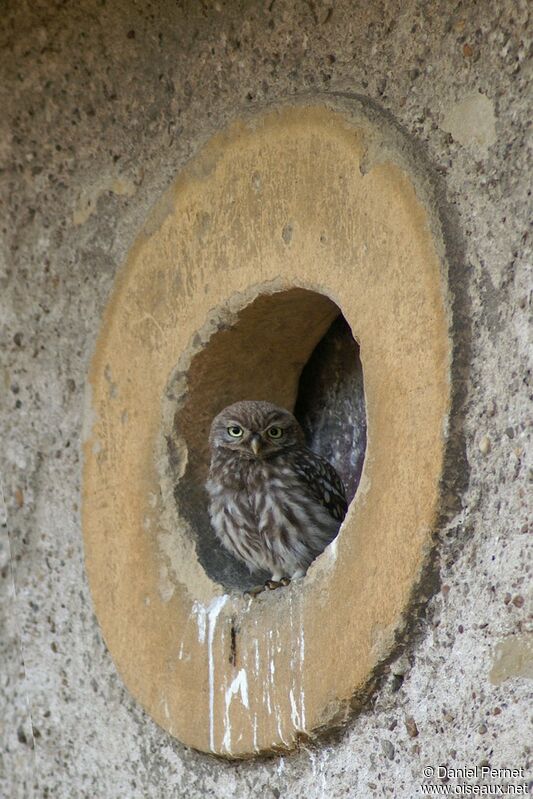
[[206, 400, 347, 585]]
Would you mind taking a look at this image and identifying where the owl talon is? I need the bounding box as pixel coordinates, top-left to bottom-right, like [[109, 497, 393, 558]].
[[265, 579, 282, 590], [279, 577, 291, 586], [244, 584, 266, 597]]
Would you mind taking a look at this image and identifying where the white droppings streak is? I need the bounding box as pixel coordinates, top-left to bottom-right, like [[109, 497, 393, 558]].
[[252, 713, 258, 752], [287, 592, 306, 732], [191, 600, 208, 643], [206, 595, 229, 751], [266, 630, 274, 714], [222, 668, 249, 753], [289, 688, 301, 728], [252, 630, 260, 752], [299, 603, 306, 729], [276, 709, 288, 747]]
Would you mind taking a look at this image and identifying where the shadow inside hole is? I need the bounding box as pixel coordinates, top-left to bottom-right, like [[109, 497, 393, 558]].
[[294, 315, 366, 505], [168, 289, 366, 591]]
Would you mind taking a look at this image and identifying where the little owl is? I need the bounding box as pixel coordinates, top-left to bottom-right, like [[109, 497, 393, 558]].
[[206, 400, 347, 584]]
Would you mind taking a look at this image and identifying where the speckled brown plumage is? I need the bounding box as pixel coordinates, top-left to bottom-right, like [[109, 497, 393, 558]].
[[206, 400, 347, 581]]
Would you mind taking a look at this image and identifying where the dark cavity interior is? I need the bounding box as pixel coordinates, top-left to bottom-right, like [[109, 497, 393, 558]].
[[166, 288, 366, 591]]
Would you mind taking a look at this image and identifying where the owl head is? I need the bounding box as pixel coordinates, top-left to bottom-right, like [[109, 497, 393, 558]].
[[209, 400, 305, 459]]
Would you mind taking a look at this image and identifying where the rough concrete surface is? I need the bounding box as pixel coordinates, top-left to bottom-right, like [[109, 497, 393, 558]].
[[0, 0, 531, 797]]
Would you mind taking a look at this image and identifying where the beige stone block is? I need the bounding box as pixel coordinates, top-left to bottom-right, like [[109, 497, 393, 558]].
[[83, 104, 451, 756]]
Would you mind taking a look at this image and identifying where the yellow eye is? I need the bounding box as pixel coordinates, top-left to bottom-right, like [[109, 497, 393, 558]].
[[267, 426, 284, 439], [227, 425, 243, 438]]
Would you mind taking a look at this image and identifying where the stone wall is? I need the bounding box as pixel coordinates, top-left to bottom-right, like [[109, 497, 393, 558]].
[[1, 1, 530, 796]]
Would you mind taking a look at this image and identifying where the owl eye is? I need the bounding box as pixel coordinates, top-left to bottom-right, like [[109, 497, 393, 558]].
[[227, 425, 243, 438], [267, 426, 284, 439]]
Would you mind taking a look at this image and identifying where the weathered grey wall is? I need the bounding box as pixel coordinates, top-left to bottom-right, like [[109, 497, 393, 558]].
[[1, 1, 531, 797]]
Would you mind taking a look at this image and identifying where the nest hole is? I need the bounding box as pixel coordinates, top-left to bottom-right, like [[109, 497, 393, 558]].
[[166, 288, 366, 590]]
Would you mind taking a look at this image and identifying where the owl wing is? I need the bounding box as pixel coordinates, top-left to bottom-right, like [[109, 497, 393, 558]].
[[290, 447, 348, 522]]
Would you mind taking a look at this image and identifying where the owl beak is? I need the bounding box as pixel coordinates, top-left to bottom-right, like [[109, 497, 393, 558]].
[[250, 434, 262, 456]]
